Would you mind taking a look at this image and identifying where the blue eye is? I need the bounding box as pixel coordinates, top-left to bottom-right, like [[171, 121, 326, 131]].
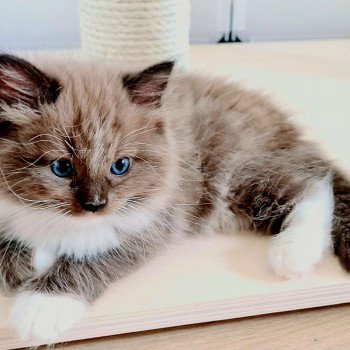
[[111, 158, 130, 175], [50, 160, 74, 178]]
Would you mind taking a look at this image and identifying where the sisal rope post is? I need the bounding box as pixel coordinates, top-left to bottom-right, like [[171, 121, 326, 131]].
[[80, 0, 190, 70]]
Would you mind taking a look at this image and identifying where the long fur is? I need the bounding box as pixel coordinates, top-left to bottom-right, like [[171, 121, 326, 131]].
[[0, 54, 349, 341]]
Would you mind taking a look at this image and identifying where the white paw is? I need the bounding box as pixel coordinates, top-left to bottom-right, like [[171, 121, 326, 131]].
[[268, 177, 333, 279], [9, 292, 87, 343], [268, 229, 324, 279]]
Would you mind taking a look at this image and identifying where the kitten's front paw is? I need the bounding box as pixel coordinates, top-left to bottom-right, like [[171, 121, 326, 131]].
[[268, 229, 323, 279], [9, 292, 87, 343]]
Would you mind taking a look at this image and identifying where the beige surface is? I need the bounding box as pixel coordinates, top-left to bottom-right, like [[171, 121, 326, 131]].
[[1, 40, 350, 349], [191, 40, 350, 80], [54, 304, 350, 350], [4, 234, 350, 348]]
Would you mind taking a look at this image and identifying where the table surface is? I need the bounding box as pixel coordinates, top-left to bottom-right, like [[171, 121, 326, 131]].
[[8, 39, 350, 349]]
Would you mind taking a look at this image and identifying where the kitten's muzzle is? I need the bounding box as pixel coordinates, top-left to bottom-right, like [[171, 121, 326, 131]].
[[75, 183, 109, 214], [81, 199, 107, 213]]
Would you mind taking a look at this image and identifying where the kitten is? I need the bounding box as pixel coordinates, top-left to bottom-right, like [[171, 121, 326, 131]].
[[0, 54, 349, 342]]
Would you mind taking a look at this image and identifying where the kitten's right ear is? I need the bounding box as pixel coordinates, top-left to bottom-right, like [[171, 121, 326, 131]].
[[0, 54, 61, 108], [123, 61, 175, 108]]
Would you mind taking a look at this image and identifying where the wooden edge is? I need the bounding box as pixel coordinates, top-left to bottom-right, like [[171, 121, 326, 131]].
[[3, 282, 350, 349]]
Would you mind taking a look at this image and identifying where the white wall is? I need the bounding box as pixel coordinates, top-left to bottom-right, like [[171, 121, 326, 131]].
[[239, 0, 350, 42], [0, 0, 350, 50], [0, 0, 80, 50], [189, 0, 350, 43], [189, 0, 231, 44]]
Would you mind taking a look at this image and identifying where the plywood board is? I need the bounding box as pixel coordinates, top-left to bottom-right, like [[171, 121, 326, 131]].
[[1, 233, 350, 349]]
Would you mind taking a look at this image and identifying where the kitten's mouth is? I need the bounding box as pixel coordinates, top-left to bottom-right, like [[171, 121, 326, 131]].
[[81, 200, 107, 213], [70, 209, 110, 222], [67, 201, 109, 217]]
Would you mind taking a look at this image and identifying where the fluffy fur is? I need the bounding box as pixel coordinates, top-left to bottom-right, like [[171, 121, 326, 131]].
[[0, 54, 349, 342], [268, 176, 334, 278], [10, 292, 87, 342]]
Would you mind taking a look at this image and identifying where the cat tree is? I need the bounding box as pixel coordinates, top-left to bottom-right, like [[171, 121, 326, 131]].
[[80, 0, 190, 70]]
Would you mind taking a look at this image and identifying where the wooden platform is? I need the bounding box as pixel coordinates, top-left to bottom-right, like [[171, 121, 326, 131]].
[[2, 232, 350, 349]]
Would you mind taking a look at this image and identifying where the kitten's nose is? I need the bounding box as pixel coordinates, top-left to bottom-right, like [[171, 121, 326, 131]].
[[82, 200, 107, 213]]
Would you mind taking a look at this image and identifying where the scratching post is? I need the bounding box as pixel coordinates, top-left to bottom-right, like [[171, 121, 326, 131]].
[[80, 0, 190, 70]]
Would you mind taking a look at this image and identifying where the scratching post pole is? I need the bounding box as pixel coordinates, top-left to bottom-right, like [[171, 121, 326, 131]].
[[80, 0, 190, 70]]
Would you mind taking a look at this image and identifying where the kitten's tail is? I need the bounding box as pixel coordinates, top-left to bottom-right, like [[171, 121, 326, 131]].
[[332, 171, 350, 271]]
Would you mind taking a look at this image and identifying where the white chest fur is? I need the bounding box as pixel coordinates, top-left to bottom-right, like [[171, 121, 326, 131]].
[[0, 197, 164, 261], [0, 201, 122, 260], [33, 248, 56, 273], [17, 217, 122, 260]]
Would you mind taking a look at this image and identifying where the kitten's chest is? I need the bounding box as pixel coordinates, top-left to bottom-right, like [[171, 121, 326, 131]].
[[7, 214, 122, 261], [33, 248, 57, 273]]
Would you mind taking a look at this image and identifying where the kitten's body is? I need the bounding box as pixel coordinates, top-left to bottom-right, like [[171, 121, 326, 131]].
[[0, 55, 349, 342]]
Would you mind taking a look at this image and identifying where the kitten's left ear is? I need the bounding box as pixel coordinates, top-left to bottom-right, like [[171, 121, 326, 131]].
[[123, 61, 175, 108], [0, 54, 61, 108]]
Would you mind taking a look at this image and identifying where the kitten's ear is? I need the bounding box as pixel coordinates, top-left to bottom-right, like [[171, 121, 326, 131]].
[[0, 54, 61, 108], [123, 61, 175, 108]]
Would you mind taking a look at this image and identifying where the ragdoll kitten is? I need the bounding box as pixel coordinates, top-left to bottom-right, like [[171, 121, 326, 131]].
[[0, 53, 349, 342]]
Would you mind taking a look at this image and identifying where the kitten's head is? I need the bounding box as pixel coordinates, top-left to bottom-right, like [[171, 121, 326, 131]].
[[0, 54, 178, 237]]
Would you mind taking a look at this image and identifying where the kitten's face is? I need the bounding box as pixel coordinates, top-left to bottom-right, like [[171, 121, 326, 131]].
[[0, 56, 177, 229]]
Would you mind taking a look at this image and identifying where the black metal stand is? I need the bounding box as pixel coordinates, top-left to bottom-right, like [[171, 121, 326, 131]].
[[218, 0, 243, 43]]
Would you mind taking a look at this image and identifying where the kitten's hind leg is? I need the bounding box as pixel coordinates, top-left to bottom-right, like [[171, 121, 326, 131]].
[[268, 176, 334, 278], [328, 172, 350, 271]]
